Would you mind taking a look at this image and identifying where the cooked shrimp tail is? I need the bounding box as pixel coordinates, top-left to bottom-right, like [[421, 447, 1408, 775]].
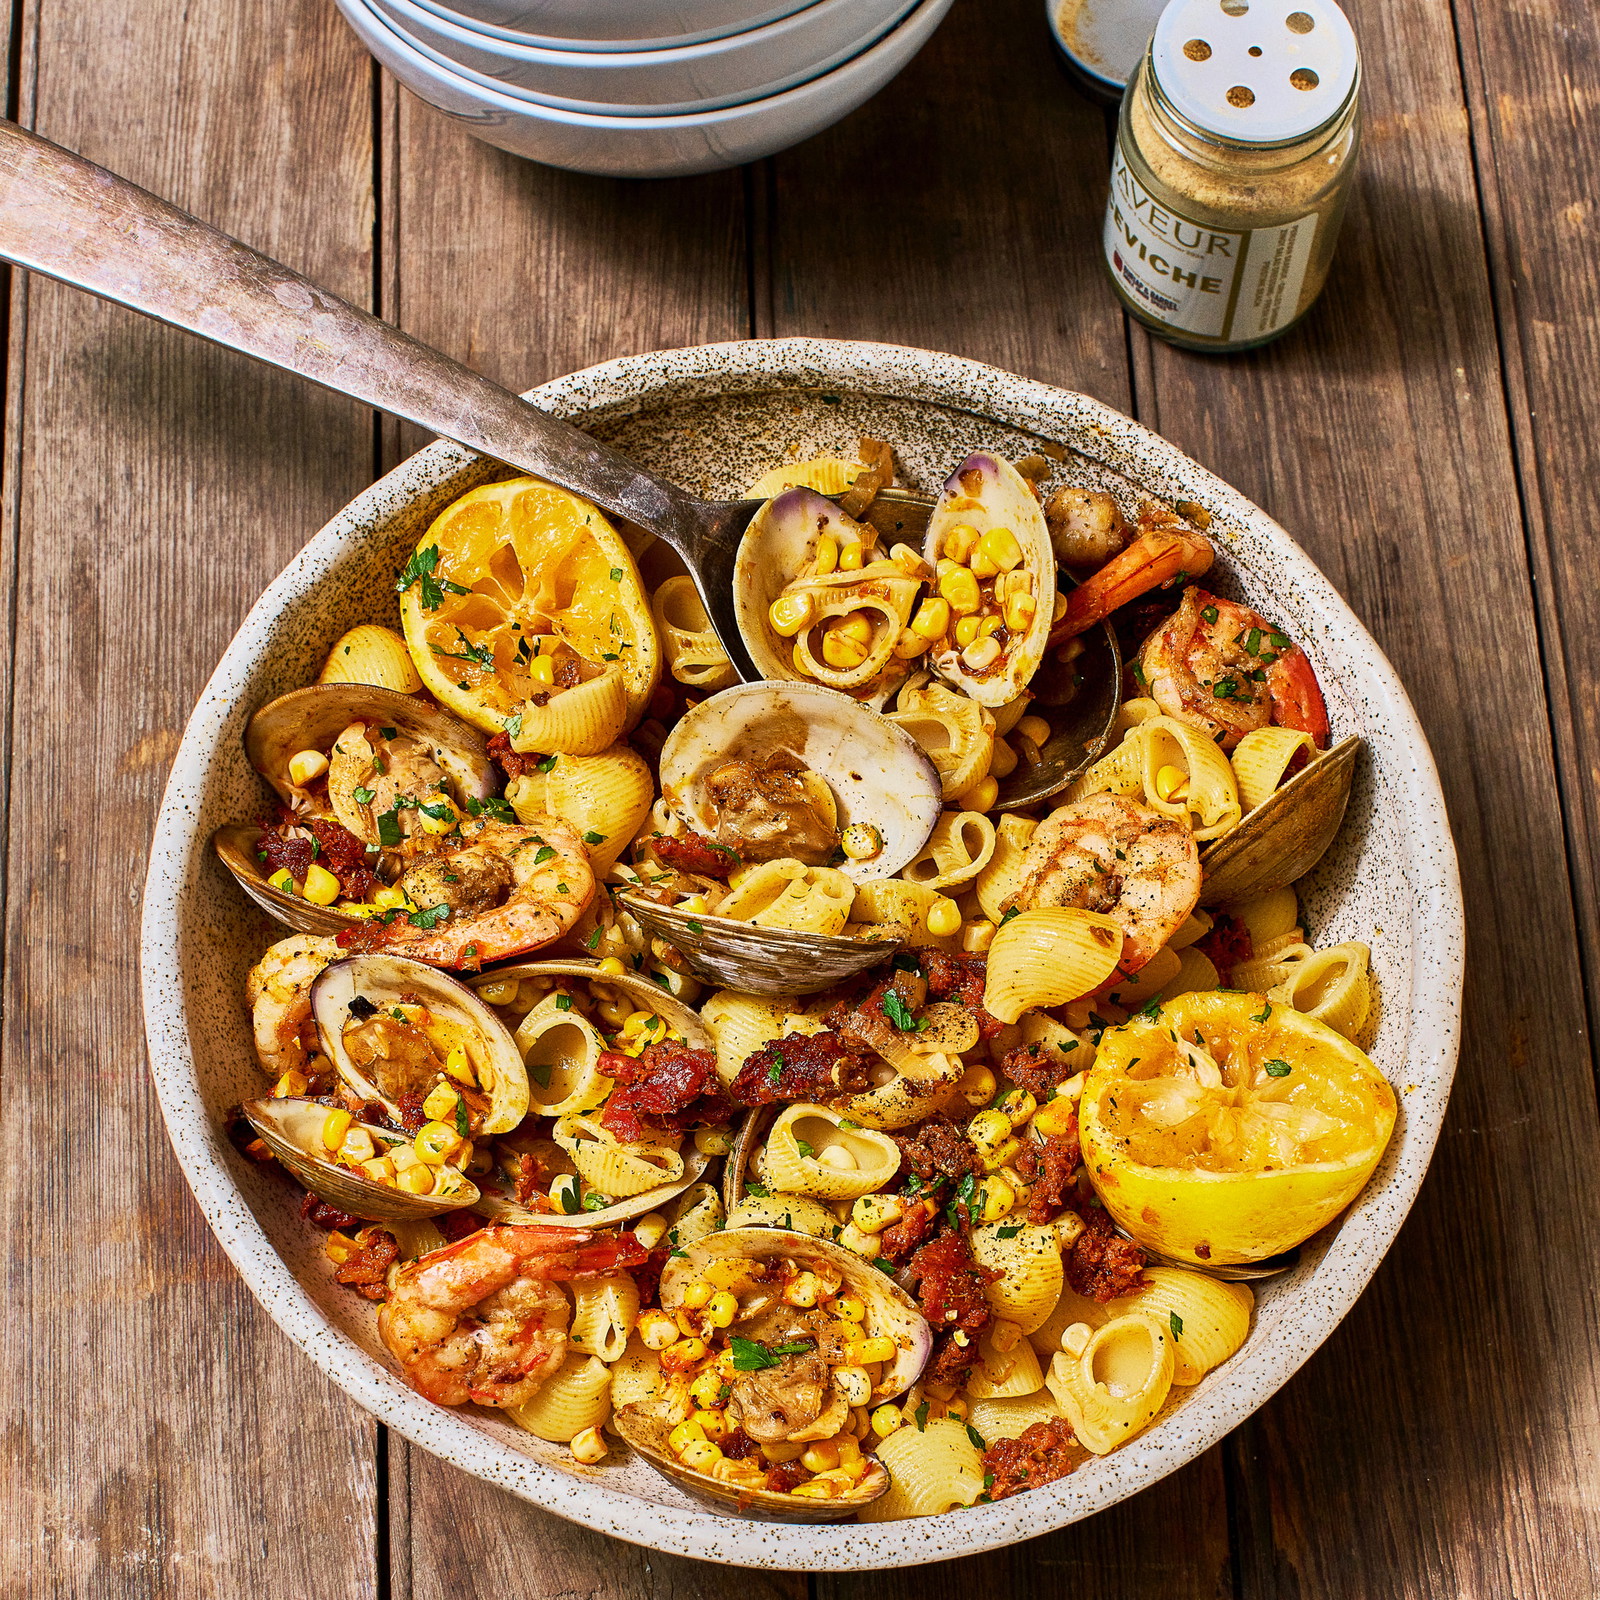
[[1050, 520, 1214, 644], [1267, 645, 1330, 747]]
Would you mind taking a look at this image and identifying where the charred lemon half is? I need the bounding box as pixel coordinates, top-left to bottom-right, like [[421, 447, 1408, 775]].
[[399, 477, 659, 745], [1079, 989, 1397, 1265]]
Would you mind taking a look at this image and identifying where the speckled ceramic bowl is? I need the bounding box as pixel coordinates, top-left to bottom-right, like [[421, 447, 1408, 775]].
[[140, 339, 1462, 1570]]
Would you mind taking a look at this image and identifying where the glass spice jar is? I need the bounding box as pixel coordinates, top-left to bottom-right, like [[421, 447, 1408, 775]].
[[1102, 0, 1361, 352]]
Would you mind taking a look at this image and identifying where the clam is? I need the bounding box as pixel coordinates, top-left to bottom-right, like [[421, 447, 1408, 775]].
[[734, 488, 926, 710], [240, 1096, 479, 1222], [613, 1227, 930, 1520], [212, 682, 500, 934], [463, 959, 718, 1228], [310, 953, 530, 1134], [657, 682, 941, 883], [921, 454, 1056, 709], [1198, 735, 1361, 905]]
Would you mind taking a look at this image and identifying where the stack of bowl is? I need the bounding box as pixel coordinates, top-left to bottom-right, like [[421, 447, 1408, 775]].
[[336, 0, 957, 178]]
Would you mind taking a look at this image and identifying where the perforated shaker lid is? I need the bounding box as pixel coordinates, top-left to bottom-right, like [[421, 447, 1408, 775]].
[[1151, 0, 1359, 145]]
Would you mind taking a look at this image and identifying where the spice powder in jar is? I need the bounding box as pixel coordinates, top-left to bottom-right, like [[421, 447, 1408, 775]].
[[1103, 0, 1360, 352]]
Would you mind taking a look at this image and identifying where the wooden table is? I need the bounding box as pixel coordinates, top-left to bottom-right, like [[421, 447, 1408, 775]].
[[6, 0, 1598, 1592]]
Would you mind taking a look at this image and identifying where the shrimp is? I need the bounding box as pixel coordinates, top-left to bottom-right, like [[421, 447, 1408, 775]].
[[1049, 505, 1214, 643], [377, 1224, 642, 1407], [245, 933, 340, 1079], [347, 813, 594, 969], [1008, 793, 1201, 973], [1138, 586, 1329, 749]]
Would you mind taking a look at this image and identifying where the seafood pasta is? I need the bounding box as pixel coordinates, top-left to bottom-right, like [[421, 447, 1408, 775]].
[[218, 442, 1393, 1522]]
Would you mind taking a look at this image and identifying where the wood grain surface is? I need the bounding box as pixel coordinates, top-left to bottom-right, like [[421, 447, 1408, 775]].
[[4, 0, 1598, 1594]]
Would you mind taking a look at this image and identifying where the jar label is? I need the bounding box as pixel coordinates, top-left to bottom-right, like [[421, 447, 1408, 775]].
[[1104, 144, 1319, 343]]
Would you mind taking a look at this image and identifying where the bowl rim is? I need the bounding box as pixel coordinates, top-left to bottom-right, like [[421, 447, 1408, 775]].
[[339, 0, 950, 129], [356, 0, 922, 118], [141, 337, 1464, 1569], [372, 0, 906, 68], [398, 0, 821, 54]]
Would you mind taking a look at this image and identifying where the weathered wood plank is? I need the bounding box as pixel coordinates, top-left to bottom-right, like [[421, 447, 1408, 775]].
[[775, 2, 1228, 1591], [0, 3, 382, 1596], [378, 72, 770, 1593], [1135, 0, 1600, 1593]]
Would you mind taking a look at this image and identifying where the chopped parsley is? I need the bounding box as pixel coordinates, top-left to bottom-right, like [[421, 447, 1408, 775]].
[[537, 754, 558, 774], [396, 544, 469, 610], [465, 795, 516, 824], [1170, 1311, 1184, 1339], [729, 1336, 813, 1372], [557, 1181, 582, 1215], [584, 927, 601, 951], [352, 786, 376, 805], [1263, 1058, 1292, 1077], [555, 994, 572, 1012], [1135, 996, 1163, 1021], [429, 629, 494, 669], [882, 991, 925, 1032], [995, 1224, 1023, 1239], [1252, 1000, 1273, 1024], [1000, 906, 1021, 925], [407, 903, 452, 930], [608, 567, 623, 582], [687, 919, 705, 936], [419, 801, 456, 824], [1200, 604, 1219, 624], [964, 1422, 986, 1451], [533, 846, 556, 865], [453, 1097, 469, 1138], [873, 1257, 896, 1275], [914, 1401, 930, 1432], [379, 726, 397, 740], [838, 1118, 862, 1130], [504, 712, 523, 741], [376, 803, 405, 848], [744, 1181, 771, 1199], [795, 1139, 815, 1160], [582, 830, 607, 846], [582, 1190, 610, 1212]]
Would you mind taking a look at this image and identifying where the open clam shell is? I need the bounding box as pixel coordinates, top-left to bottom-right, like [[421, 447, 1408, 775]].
[[1199, 735, 1362, 905], [734, 488, 926, 711], [619, 892, 903, 998], [611, 1404, 890, 1523], [463, 958, 718, 1228], [241, 1096, 479, 1222], [657, 681, 941, 883], [245, 682, 497, 816], [615, 1226, 929, 1520], [922, 454, 1057, 709], [310, 954, 530, 1135], [211, 821, 363, 935]]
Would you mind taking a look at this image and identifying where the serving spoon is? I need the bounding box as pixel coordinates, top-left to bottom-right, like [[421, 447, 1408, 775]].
[[0, 119, 764, 681], [0, 119, 1118, 805]]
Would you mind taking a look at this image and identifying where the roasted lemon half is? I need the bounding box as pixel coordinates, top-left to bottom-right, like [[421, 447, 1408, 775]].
[[1079, 990, 1397, 1265], [399, 477, 660, 746]]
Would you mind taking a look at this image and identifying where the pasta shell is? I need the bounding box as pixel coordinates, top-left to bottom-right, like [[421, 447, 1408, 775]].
[[555, 1114, 687, 1198], [970, 1221, 1066, 1335], [723, 1193, 839, 1237], [652, 575, 736, 691], [1231, 727, 1317, 812], [975, 813, 1039, 923], [505, 743, 654, 877], [982, 908, 1126, 1023], [1105, 1268, 1253, 1386], [1046, 1314, 1176, 1455], [569, 1273, 641, 1363], [701, 989, 804, 1084], [1225, 885, 1300, 947], [505, 1353, 611, 1443], [900, 811, 997, 891], [515, 996, 611, 1117], [760, 1104, 902, 1201], [745, 456, 861, 498], [962, 1328, 1045, 1400], [717, 860, 856, 936], [848, 878, 961, 952], [967, 1391, 1067, 1446], [318, 624, 423, 694], [1269, 941, 1374, 1041], [858, 1419, 986, 1521], [508, 668, 629, 758], [888, 682, 996, 802]]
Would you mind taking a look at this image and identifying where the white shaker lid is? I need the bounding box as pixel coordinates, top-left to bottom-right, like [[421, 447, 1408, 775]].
[[1151, 0, 1358, 144]]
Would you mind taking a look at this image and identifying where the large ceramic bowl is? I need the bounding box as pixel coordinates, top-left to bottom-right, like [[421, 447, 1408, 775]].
[[368, 0, 918, 112], [141, 339, 1462, 1570], [336, 0, 952, 175], [427, 0, 815, 49]]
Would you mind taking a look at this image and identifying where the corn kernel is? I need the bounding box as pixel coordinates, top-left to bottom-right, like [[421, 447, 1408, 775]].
[[324, 1231, 357, 1265], [704, 1259, 752, 1289], [962, 636, 1003, 672], [267, 868, 296, 895], [850, 1194, 905, 1234], [287, 749, 329, 787], [711, 1458, 764, 1485], [338, 1126, 377, 1166], [836, 610, 875, 644], [414, 1120, 463, 1165], [954, 615, 981, 648], [926, 897, 962, 938], [963, 775, 999, 813], [570, 1426, 608, 1465], [837, 1224, 878, 1257], [679, 893, 710, 915], [958, 1063, 998, 1106], [419, 803, 458, 836], [996, 1088, 1039, 1127], [1053, 591, 1070, 623], [856, 1335, 896, 1365], [820, 628, 870, 671], [1034, 1096, 1080, 1138], [768, 591, 815, 638], [893, 626, 930, 659], [476, 978, 519, 1006], [1004, 591, 1037, 632], [941, 524, 980, 564], [596, 956, 627, 977], [423, 1081, 462, 1123], [630, 1212, 668, 1251], [968, 1108, 1013, 1153], [911, 598, 951, 640], [977, 1174, 1016, 1223], [694, 1126, 733, 1156], [979, 613, 1005, 638], [871, 1404, 904, 1438], [637, 1309, 677, 1350], [443, 1045, 477, 1086], [838, 541, 865, 571], [978, 527, 1024, 573], [273, 1068, 310, 1099], [783, 1271, 820, 1308], [1155, 763, 1189, 803], [661, 1336, 708, 1372], [813, 533, 839, 575], [373, 884, 410, 911], [528, 655, 555, 686], [962, 919, 997, 955], [681, 1279, 714, 1311], [790, 1480, 835, 1500], [706, 1290, 739, 1329], [669, 1419, 707, 1454], [938, 566, 982, 617], [689, 1368, 726, 1409], [890, 542, 928, 576], [840, 823, 883, 861], [320, 1108, 354, 1150], [395, 1164, 436, 1195], [361, 1155, 398, 1184], [1017, 714, 1052, 748]]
